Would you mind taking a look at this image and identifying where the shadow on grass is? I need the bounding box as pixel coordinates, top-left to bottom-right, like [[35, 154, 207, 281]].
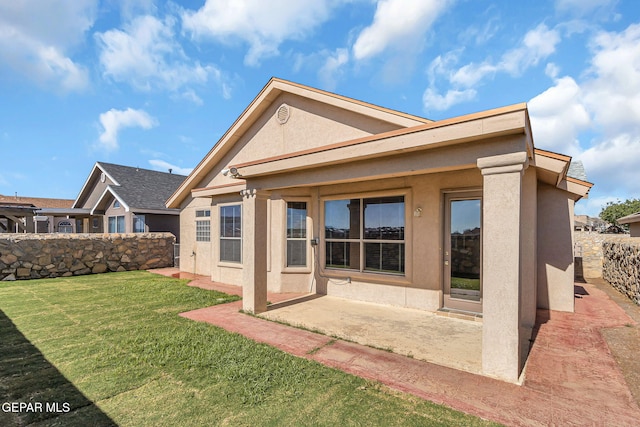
[[0, 309, 116, 427]]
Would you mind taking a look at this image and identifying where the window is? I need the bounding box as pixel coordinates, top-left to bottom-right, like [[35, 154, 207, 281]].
[[220, 205, 241, 263], [195, 209, 210, 242], [58, 221, 73, 233], [286, 201, 307, 267], [108, 215, 125, 233], [113, 200, 120, 208], [325, 195, 405, 275], [133, 214, 146, 233]]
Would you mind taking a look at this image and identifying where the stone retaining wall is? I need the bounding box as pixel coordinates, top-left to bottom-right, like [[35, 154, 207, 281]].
[[603, 239, 640, 304], [0, 233, 175, 281], [574, 231, 631, 278]]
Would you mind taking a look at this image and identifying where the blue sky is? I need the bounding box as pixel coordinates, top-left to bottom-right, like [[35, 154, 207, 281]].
[[0, 0, 638, 217]]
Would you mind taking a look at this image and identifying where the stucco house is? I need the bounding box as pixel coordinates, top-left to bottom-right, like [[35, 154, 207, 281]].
[[73, 162, 186, 240], [167, 78, 592, 383], [617, 212, 640, 237]]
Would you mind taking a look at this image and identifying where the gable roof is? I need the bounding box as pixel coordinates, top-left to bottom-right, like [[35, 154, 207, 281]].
[[74, 162, 186, 211], [167, 77, 432, 208]]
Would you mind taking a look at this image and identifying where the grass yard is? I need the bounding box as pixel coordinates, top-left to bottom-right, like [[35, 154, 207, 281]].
[[0, 271, 500, 426]]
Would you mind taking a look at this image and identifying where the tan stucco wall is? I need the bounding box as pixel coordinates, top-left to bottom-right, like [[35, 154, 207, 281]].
[[519, 167, 538, 361], [104, 199, 131, 232], [179, 195, 214, 276], [195, 93, 407, 195], [183, 167, 485, 310], [631, 223, 640, 238], [537, 183, 575, 312], [76, 173, 116, 209]]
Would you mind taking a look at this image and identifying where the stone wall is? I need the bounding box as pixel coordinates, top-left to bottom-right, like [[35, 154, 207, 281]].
[[574, 231, 631, 278], [603, 239, 640, 304], [0, 233, 175, 281]]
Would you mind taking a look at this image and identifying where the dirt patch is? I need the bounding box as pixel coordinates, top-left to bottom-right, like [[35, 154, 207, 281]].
[[589, 278, 640, 407]]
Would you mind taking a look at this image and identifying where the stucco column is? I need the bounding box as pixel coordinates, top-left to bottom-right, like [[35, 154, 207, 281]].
[[477, 152, 529, 383], [241, 189, 269, 314]]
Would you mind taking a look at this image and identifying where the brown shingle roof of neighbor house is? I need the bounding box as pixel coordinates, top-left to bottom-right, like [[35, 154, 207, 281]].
[[0, 194, 74, 209]]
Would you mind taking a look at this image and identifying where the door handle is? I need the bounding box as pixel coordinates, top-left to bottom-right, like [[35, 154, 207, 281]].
[[444, 261, 449, 265]]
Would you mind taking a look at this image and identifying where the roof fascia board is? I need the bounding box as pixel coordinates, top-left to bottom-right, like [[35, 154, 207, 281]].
[[129, 208, 180, 215], [233, 105, 528, 178], [90, 186, 129, 215], [166, 77, 432, 209], [557, 178, 592, 200], [191, 182, 247, 198]]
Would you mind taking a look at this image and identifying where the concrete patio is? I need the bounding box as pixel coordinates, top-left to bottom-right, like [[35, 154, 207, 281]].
[[152, 268, 640, 426], [260, 295, 483, 374]]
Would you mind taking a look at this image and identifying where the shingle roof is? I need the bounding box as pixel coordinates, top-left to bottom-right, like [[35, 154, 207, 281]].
[[0, 194, 74, 209], [96, 163, 187, 210]]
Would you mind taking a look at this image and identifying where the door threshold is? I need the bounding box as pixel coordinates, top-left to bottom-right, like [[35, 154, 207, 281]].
[[437, 308, 483, 322]]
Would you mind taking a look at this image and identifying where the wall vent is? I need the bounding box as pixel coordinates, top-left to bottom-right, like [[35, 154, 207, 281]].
[[276, 103, 290, 124]]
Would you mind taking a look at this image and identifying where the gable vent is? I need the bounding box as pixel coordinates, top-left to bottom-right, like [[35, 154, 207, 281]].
[[276, 103, 290, 124]]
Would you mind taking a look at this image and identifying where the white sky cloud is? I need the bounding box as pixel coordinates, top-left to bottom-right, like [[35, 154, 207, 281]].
[[182, 0, 337, 66], [530, 23, 640, 202], [424, 23, 561, 111], [582, 23, 640, 137], [148, 159, 193, 176], [352, 0, 452, 61], [96, 15, 221, 95], [318, 48, 350, 91], [528, 75, 590, 156], [0, 0, 95, 92], [451, 24, 561, 87], [423, 87, 476, 112], [97, 108, 157, 151]]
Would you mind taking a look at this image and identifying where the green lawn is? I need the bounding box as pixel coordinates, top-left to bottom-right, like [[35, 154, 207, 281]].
[[0, 271, 499, 426]]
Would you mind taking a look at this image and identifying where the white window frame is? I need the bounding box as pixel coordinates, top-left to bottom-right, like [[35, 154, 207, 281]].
[[195, 209, 211, 242], [108, 215, 125, 233], [283, 198, 311, 273], [133, 214, 146, 233], [321, 188, 411, 284], [219, 203, 242, 265]]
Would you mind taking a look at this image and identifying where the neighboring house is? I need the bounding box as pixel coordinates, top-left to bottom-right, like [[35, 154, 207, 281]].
[[73, 162, 186, 241], [0, 194, 75, 233], [617, 212, 640, 237], [574, 214, 606, 232], [167, 78, 593, 383]]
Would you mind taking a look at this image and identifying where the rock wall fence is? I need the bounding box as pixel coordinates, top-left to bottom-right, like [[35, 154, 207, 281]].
[[603, 240, 640, 304], [0, 233, 175, 281], [574, 231, 631, 279]]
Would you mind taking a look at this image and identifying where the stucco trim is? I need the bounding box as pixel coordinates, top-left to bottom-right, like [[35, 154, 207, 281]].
[[231, 105, 529, 179], [192, 182, 247, 197]]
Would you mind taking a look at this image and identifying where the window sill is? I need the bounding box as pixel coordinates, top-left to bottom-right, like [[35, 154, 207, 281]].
[[321, 268, 411, 287], [217, 261, 243, 269], [282, 267, 311, 274]]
